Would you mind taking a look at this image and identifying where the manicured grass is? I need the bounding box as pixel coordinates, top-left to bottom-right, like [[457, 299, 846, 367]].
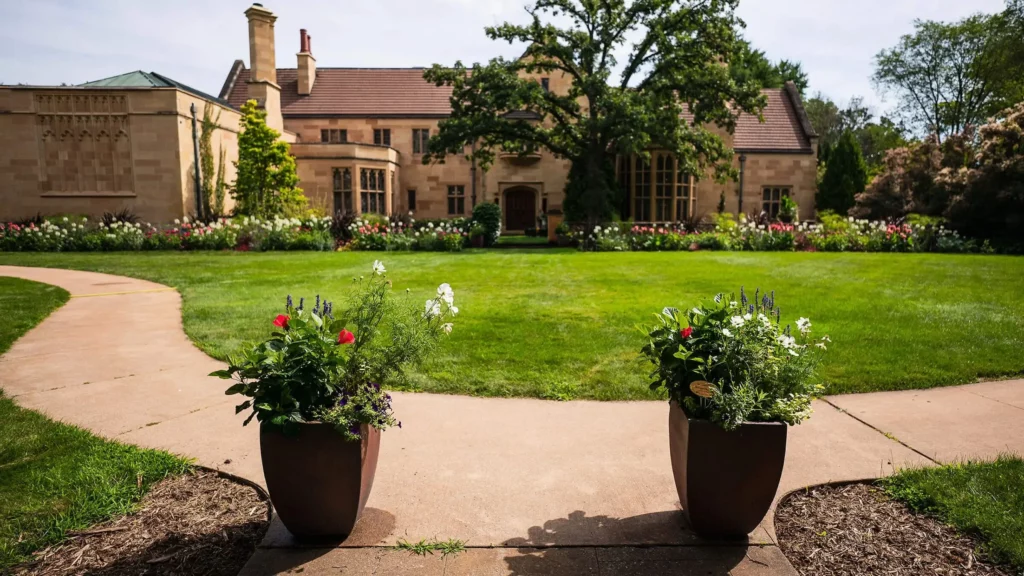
[[2, 251, 1023, 399], [0, 277, 69, 355], [0, 276, 190, 569], [496, 235, 551, 246], [884, 456, 1024, 570]]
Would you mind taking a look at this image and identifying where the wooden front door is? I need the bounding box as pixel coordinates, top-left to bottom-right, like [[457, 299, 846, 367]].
[[504, 187, 536, 231]]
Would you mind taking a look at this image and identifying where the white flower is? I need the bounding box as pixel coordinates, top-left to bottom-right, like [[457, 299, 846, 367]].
[[730, 301, 738, 308], [743, 313, 752, 321], [821, 335, 832, 343], [425, 299, 441, 318], [437, 283, 455, 305], [450, 305, 459, 315], [442, 323, 454, 334], [789, 349, 800, 357], [183, 216, 190, 223], [722, 328, 733, 338], [174, 218, 181, 225], [730, 316, 745, 328], [796, 317, 812, 334], [815, 342, 828, 350], [757, 314, 771, 327], [372, 260, 386, 275], [778, 334, 797, 349]]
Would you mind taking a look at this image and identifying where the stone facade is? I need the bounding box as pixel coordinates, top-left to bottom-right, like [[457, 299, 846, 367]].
[[0, 86, 241, 223], [0, 3, 819, 229]]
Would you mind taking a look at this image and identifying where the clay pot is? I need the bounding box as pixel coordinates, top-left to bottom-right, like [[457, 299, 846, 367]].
[[668, 402, 787, 539], [260, 422, 380, 537]]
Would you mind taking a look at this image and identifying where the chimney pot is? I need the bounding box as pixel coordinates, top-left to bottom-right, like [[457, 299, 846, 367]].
[[300, 29, 309, 53]]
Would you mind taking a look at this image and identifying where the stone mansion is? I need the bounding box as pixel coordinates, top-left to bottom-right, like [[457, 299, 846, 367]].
[[0, 3, 819, 231]]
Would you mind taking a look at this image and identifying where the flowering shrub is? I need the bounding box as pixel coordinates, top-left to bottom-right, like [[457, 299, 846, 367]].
[[348, 216, 469, 252], [214, 261, 457, 439], [578, 215, 987, 254], [642, 288, 830, 430], [0, 215, 335, 252]]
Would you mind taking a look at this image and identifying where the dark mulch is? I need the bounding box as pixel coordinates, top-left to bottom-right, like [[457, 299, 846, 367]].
[[12, 470, 270, 576], [775, 483, 1013, 576]]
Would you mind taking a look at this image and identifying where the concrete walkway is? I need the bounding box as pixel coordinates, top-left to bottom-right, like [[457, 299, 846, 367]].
[[2, 265, 1022, 576]]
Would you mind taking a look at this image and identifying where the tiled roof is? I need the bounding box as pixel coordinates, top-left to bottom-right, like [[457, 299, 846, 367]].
[[226, 68, 453, 117], [225, 67, 814, 152], [733, 86, 813, 153]]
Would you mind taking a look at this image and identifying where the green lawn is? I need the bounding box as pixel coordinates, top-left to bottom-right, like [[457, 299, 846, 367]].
[[884, 456, 1024, 571], [0, 277, 190, 569], [2, 251, 1023, 399], [496, 235, 551, 246]]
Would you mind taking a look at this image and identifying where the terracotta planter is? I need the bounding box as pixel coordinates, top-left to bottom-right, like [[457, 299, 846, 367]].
[[260, 422, 380, 538], [668, 402, 787, 539]]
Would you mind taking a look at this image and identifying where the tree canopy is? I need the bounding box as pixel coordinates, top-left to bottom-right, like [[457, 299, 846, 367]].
[[232, 100, 305, 218], [728, 38, 808, 95], [817, 130, 868, 214], [423, 0, 766, 222], [873, 1, 1024, 141]]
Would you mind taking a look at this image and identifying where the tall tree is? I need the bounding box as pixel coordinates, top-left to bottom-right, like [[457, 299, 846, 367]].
[[232, 100, 305, 218], [818, 130, 868, 214], [423, 0, 765, 222], [873, 6, 1023, 141], [729, 38, 809, 95]]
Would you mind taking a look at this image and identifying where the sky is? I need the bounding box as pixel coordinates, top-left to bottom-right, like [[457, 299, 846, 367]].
[[0, 0, 1007, 117]]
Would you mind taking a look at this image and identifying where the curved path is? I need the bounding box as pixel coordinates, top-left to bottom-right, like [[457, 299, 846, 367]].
[[2, 265, 1022, 576]]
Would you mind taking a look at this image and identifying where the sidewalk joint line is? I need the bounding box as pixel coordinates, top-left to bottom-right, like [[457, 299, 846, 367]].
[[71, 287, 177, 298], [961, 387, 1024, 412], [822, 398, 939, 465]]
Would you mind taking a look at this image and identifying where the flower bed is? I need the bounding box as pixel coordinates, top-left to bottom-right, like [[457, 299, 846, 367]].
[[348, 217, 470, 252], [0, 216, 334, 252], [581, 215, 988, 254]]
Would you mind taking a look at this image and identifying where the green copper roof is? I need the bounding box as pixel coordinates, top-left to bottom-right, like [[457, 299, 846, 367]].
[[80, 71, 234, 108], [80, 70, 168, 88]]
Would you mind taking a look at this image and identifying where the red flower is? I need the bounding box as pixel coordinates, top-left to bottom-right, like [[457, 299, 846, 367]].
[[273, 314, 289, 329], [680, 327, 693, 339], [338, 329, 355, 345]]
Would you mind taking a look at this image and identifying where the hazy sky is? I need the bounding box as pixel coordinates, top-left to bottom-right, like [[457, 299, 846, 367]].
[[0, 0, 1006, 116]]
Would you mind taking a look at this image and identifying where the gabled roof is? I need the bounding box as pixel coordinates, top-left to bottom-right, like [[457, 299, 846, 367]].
[[224, 65, 816, 152], [81, 70, 235, 109]]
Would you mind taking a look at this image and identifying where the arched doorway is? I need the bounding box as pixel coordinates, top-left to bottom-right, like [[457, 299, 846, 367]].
[[504, 186, 537, 231]]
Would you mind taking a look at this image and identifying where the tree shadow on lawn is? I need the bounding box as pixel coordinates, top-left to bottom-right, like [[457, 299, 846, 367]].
[[501, 510, 758, 576]]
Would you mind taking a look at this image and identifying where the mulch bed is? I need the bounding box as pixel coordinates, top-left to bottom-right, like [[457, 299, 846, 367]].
[[13, 470, 270, 576], [775, 482, 1012, 576]]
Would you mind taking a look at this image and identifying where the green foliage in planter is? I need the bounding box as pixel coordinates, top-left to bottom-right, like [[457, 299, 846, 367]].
[[642, 289, 828, 430], [471, 202, 501, 246], [214, 263, 457, 439]]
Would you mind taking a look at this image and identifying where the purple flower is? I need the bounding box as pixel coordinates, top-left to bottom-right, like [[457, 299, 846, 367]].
[[338, 397, 348, 407], [349, 424, 361, 436]]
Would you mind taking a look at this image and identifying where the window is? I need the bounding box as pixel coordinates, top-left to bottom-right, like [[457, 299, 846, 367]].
[[412, 129, 430, 154], [676, 171, 694, 220], [360, 168, 386, 214], [373, 128, 391, 146], [407, 189, 417, 211], [655, 154, 674, 221], [541, 78, 550, 92], [321, 129, 347, 143], [541, 197, 548, 214], [332, 168, 354, 214], [447, 185, 466, 215], [762, 187, 790, 218], [633, 156, 651, 222]]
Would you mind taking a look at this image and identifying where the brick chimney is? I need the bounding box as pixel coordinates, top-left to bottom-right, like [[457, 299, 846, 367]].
[[244, 3, 283, 131], [297, 29, 316, 96]]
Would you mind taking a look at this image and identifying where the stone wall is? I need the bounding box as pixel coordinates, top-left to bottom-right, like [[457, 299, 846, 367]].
[[0, 87, 241, 224]]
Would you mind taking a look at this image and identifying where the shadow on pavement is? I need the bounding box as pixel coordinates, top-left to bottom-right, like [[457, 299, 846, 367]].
[[501, 510, 753, 576]]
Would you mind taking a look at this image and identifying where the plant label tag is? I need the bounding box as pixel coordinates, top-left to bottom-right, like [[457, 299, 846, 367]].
[[689, 380, 713, 398]]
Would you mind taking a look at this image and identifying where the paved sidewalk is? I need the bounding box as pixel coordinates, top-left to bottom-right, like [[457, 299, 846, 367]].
[[2, 265, 1021, 575]]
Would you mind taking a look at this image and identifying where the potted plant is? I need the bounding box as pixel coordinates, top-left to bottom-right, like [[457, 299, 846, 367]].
[[554, 221, 575, 247], [213, 260, 458, 537], [641, 288, 828, 538], [469, 224, 486, 248], [778, 196, 798, 224]]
